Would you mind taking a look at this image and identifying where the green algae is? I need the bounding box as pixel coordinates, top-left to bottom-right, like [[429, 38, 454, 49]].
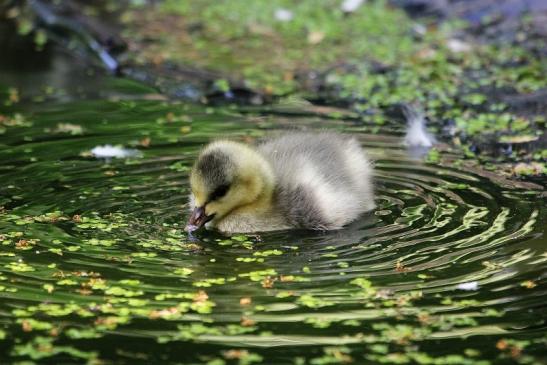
[[117, 0, 547, 167], [126, 0, 415, 95], [0, 85, 545, 364]]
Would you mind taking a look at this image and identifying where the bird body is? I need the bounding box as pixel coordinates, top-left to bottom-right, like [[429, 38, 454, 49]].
[[186, 132, 374, 233]]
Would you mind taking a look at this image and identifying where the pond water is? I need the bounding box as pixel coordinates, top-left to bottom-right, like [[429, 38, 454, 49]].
[[0, 75, 546, 364]]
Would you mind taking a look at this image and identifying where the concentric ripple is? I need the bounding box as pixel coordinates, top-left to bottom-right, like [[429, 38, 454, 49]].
[[0, 99, 545, 364]]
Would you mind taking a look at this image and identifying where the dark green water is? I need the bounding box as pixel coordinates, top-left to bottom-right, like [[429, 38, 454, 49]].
[[0, 80, 546, 364]]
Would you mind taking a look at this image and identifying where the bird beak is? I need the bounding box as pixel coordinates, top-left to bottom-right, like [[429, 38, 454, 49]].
[[185, 206, 214, 232]]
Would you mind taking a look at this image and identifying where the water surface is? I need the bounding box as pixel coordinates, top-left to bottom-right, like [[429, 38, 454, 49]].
[[0, 86, 546, 364]]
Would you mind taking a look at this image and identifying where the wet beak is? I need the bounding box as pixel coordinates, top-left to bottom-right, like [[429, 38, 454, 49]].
[[185, 206, 214, 232]]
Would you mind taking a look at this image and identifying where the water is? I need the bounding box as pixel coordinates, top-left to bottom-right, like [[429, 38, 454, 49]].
[[0, 85, 546, 364]]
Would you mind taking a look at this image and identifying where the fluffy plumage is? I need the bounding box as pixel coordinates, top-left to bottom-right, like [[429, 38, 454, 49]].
[[186, 132, 375, 233]]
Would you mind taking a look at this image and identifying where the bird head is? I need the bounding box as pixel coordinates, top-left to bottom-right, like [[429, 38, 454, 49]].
[[186, 140, 274, 232]]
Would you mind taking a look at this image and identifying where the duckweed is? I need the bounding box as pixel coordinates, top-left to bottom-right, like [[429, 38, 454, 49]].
[[0, 12, 546, 359]]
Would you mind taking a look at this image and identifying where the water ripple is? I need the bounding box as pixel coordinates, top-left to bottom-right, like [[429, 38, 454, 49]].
[[0, 101, 545, 363]]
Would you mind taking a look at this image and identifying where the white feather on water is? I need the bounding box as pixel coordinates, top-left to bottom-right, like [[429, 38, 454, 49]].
[[403, 105, 436, 148], [457, 281, 479, 291], [91, 145, 140, 159]]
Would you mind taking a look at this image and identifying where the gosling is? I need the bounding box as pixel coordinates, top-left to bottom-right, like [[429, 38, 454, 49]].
[[186, 132, 375, 233]]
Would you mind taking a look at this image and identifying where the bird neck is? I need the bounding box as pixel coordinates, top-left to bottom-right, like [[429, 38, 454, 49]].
[[235, 148, 276, 214]]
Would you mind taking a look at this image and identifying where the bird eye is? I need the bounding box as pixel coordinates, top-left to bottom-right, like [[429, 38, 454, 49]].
[[210, 184, 230, 201]]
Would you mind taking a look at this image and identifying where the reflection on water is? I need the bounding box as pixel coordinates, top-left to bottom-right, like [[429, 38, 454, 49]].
[[0, 95, 545, 364]]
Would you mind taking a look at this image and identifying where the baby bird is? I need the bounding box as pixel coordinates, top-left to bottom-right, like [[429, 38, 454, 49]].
[[186, 132, 375, 233]]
